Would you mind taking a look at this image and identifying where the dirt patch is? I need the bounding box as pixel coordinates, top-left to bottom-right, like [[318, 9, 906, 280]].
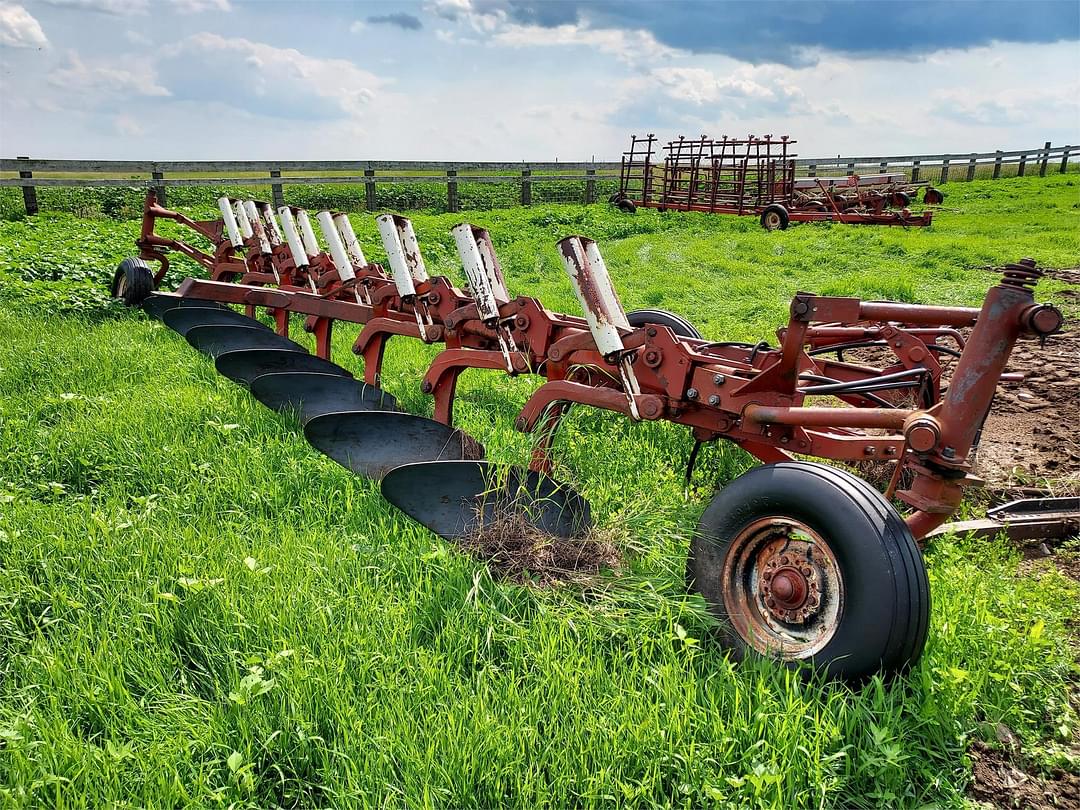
[[460, 511, 622, 587], [968, 740, 1080, 809], [975, 327, 1080, 491]]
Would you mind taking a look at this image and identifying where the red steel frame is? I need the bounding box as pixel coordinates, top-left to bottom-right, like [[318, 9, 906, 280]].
[[136, 193, 1060, 541]]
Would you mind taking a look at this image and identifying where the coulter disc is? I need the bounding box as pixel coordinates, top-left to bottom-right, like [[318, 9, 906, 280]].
[[303, 411, 484, 480], [381, 460, 592, 541], [249, 372, 396, 422], [143, 294, 226, 320], [185, 324, 306, 358], [214, 349, 351, 387], [163, 306, 271, 336]]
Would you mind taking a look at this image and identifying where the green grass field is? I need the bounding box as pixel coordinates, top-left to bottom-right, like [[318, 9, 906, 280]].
[[1, 173, 1078, 808]]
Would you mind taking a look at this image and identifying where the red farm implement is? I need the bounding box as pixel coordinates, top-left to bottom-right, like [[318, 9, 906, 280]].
[[613, 134, 937, 230], [109, 190, 1062, 680]]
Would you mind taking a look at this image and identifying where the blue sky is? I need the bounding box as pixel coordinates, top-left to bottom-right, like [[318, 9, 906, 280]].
[[1, 0, 1077, 160]]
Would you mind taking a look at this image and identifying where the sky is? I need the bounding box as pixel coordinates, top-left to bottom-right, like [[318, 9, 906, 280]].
[[0, 0, 1078, 161]]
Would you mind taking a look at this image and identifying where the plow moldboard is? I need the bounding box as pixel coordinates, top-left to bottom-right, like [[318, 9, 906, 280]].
[[215, 349, 352, 386], [163, 306, 271, 336], [249, 372, 397, 422], [381, 460, 592, 541], [186, 325, 307, 357], [304, 411, 484, 480], [143, 294, 226, 320]]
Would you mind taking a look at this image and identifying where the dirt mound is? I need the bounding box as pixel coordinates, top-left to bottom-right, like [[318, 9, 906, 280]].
[[461, 511, 622, 586], [968, 740, 1080, 809]]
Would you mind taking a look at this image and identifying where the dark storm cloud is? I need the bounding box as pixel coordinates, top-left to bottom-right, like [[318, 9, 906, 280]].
[[470, 0, 1080, 66]]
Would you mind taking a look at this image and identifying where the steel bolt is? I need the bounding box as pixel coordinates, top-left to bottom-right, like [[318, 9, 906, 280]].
[[421, 380, 433, 393], [687, 388, 699, 400], [646, 327, 657, 337], [942, 446, 956, 459], [713, 374, 726, 386], [708, 394, 720, 406]]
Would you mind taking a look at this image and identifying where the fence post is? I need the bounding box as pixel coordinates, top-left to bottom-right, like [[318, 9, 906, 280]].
[[446, 170, 459, 213], [846, 161, 855, 177], [585, 168, 596, 204], [911, 160, 920, 183], [270, 169, 284, 208], [807, 163, 816, 177], [939, 159, 950, 184], [993, 151, 1003, 179], [16, 156, 38, 215], [965, 155, 977, 182], [364, 169, 376, 211], [1061, 146, 1072, 174], [879, 160, 888, 176], [521, 169, 531, 206], [1039, 141, 1051, 176], [151, 170, 167, 206], [1018, 153, 1027, 176]]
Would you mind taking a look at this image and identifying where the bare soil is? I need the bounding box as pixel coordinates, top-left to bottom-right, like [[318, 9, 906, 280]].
[[968, 740, 1080, 809]]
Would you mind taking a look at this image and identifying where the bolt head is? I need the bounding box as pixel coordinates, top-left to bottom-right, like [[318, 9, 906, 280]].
[[708, 394, 720, 406], [686, 388, 699, 400]]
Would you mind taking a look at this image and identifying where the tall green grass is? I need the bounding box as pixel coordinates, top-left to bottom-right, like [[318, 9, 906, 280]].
[[0, 172, 1077, 807]]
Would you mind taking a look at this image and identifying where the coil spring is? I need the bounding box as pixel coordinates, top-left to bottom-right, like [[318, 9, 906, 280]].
[[1000, 257, 1042, 290]]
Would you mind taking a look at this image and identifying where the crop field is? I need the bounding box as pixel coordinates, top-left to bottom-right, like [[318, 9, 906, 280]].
[[0, 173, 1078, 808]]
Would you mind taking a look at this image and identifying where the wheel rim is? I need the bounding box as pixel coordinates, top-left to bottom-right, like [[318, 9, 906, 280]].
[[117, 274, 129, 296], [764, 212, 781, 229], [721, 517, 844, 659]]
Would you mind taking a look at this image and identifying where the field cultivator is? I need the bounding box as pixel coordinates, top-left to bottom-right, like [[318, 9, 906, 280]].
[[613, 134, 938, 230], [109, 191, 1063, 680]]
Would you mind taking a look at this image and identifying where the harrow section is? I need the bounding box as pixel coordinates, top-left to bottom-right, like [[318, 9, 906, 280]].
[[614, 134, 936, 229], [109, 191, 1062, 681]]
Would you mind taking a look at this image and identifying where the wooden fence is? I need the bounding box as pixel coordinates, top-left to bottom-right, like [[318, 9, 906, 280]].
[[1, 141, 1075, 216]]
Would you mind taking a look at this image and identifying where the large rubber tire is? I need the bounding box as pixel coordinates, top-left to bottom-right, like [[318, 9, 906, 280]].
[[627, 308, 702, 339], [617, 198, 637, 214], [111, 257, 154, 306], [688, 462, 929, 681], [759, 204, 790, 231]]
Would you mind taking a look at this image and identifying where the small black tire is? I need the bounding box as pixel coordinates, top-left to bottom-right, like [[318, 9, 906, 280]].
[[923, 187, 944, 205], [627, 308, 702, 339], [111, 257, 155, 306], [759, 204, 789, 231], [890, 191, 911, 208], [688, 461, 929, 681], [617, 198, 637, 214]]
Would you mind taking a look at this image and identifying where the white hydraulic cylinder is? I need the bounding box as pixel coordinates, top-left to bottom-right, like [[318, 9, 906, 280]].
[[217, 196, 244, 248], [376, 213, 428, 298], [276, 206, 309, 268], [258, 203, 283, 246], [452, 223, 506, 323], [232, 199, 254, 241], [557, 235, 630, 357], [333, 213, 367, 267], [316, 210, 356, 282], [294, 208, 322, 259], [243, 200, 272, 254]]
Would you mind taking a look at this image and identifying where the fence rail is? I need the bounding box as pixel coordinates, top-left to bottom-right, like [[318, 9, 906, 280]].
[[1, 141, 1075, 216]]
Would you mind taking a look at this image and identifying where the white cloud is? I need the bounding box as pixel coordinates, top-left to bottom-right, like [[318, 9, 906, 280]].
[[493, 22, 679, 64], [113, 112, 145, 136], [123, 28, 151, 45], [0, 2, 48, 48], [349, 20, 365, 33], [157, 33, 386, 120], [48, 50, 170, 97]]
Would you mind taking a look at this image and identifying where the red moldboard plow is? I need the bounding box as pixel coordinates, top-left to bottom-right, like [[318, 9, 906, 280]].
[[110, 190, 1063, 681], [613, 134, 937, 230]]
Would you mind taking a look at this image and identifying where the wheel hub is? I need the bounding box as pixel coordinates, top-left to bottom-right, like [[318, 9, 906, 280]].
[[721, 517, 844, 659]]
